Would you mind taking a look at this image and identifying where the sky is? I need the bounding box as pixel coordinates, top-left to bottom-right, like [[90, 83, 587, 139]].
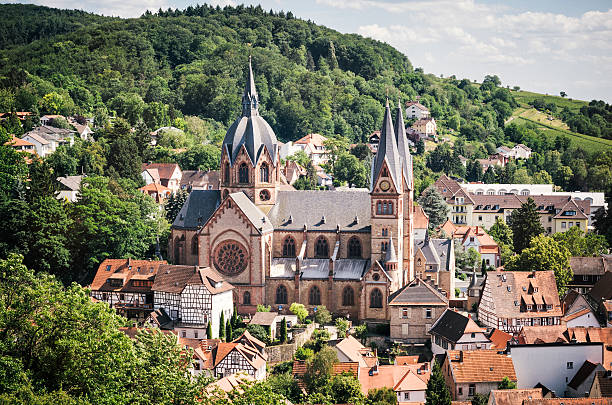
[[6, 0, 612, 102]]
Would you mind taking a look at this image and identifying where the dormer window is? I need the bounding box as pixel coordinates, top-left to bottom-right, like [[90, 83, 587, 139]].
[[106, 265, 111, 271], [527, 304, 532, 310]]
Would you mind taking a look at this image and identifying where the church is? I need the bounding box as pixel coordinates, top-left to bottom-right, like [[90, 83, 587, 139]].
[[169, 59, 414, 322]]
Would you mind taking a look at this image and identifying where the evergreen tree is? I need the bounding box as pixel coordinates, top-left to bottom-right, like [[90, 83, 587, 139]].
[[280, 317, 287, 343], [219, 311, 225, 341], [482, 166, 496, 183], [206, 320, 212, 339], [425, 362, 451, 405], [164, 189, 188, 223], [417, 187, 450, 229], [508, 197, 544, 253], [466, 160, 482, 182], [416, 139, 425, 155], [226, 319, 232, 342]]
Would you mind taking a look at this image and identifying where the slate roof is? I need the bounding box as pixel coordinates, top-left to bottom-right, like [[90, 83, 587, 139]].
[[23, 132, 50, 145], [415, 238, 453, 271], [429, 309, 485, 343], [568, 360, 598, 390], [223, 58, 278, 167], [395, 99, 414, 190], [300, 259, 330, 279], [371, 100, 402, 191], [446, 350, 516, 383], [230, 192, 273, 233], [270, 258, 296, 278], [268, 190, 371, 232], [180, 170, 219, 189], [388, 278, 449, 306], [269, 258, 369, 280], [570, 256, 612, 276], [172, 189, 221, 230], [589, 272, 612, 303], [334, 259, 370, 280]]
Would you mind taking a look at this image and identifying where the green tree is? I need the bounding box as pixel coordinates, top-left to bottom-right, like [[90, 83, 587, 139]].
[[330, 373, 365, 404], [280, 317, 287, 343], [257, 304, 271, 312], [0, 126, 28, 198], [353, 324, 368, 344], [207, 321, 212, 339], [290, 302, 309, 323], [107, 136, 142, 183], [164, 189, 188, 223], [226, 319, 233, 342], [333, 152, 368, 188], [367, 387, 398, 404], [417, 186, 450, 229], [488, 217, 513, 249], [509, 197, 544, 253], [498, 376, 517, 389], [594, 192, 612, 247], [416, 139, 425, 155], [425, 362, 451, 405], [471, 393, 489, 405], [505, 235, 572, 296], [335, 317, 349, 339], [246, 324, 269, 344], [314, 305, 332, 325], [220, 311, 225, 341], [266, 372, 301, 404], [552, 226, 608, 256], [303, 346, 338, 393], [294, 346, 314, 361]]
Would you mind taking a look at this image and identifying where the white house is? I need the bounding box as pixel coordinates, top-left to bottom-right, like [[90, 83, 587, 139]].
[[405, 101, 430, 120], [141, 163, 183, 194], [561, 290, 601, 328], [511, 144, 532, 159], [21, 133, 52, 157], [429, 309, 492, 355], [508, 342, 603, 397], [412, 117, 437, 137], [152, 265, 234, 340]]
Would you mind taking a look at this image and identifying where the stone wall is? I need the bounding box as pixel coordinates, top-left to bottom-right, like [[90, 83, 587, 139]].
[[265, 322, 316, 364]]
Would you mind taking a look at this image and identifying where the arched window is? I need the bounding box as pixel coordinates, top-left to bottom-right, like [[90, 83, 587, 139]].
[[342, 286, 354, 306], [191, 235, 198, 255], [370, 288, 383, 308], [239, 163, 249, 184], [174, 236, 180, 263], [276, 285, 288, 304], [283, 237, 296, 257], [260, 163, 269, 182], [243, 291, 251, 305], [315, 237, 329, 258], [382, 228, 388, 237], [348, 237, 362, 258], [376, 201, 394, 215], [224, 163, 230, 183], [309, 286, 321, 305], [381, 241, 388, 252], [377, 201, 382, 214]]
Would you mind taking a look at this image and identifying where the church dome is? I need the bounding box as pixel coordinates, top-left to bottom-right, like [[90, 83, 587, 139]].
[[223, 57, 278, 166]]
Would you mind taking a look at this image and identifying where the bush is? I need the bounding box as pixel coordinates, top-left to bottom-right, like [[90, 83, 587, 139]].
[[294, 346, 314, 361], [314, 305, 332, 325], [335, 318, 349, 338], [290, 302, 308, 323], [256, 304, 271, 312], [247, 324, 269, 344], [458, 272, 467, 281], [455, 288, 461, 297]]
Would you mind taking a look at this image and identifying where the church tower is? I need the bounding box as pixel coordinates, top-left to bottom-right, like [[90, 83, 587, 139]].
[[220, 57, 280, 209], [395, 99, 415, 285], [370, 99, 405, 291]]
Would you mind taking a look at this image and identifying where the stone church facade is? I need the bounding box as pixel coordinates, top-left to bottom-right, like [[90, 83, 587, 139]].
[[170, 58, 414, 321]]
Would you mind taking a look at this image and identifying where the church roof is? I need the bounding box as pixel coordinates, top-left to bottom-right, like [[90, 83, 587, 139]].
[[172, 189, 221, 230], [268, 190, 371, 232], [222, 57, 278, 167], [269, 258, 370, 281], [371, 100, 402, 191], [395, 99, 413, 190], [229, 192, 273, 234], [415, 238, 453, 271]]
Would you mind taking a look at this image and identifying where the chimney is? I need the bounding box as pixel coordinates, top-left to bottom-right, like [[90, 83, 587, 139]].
[[459, 351, 464, 362]]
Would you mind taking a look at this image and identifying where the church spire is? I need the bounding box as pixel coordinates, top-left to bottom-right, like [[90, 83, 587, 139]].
[[242, 55, 259, 117], [395, 98, 413, 190], [371, 98, 402, 191]]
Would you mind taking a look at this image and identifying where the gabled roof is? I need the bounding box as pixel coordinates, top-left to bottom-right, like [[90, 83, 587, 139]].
[[141, 163, 181, 180], [415, 238, 453, 271], [434, 175, 462, 198], [524, 399, 612, 405], [333, 336, 374, 367], [229, 192, 273, 234], [140, 182, 171, 194], [429, 309, 486, 343], [90, 258, 167, 292], [371, 100, 402, 191], [180, 170, 219, 189], [488, 329, 512, 350], [294, 133, 327, 147], [358, 364, 430, 396], [413, 205, 429, 229], [570, 256, 611, 276], [388, 278, 449, 306], [488, 389, 542, 405], [446, 350, 516, 383], [7, 136, 34, 147], [250, 311, 278, 327], [57, 175, 83, 191], [151, 265, 233, 295], [589, 271, 612, 303], [172, 189, 221, 230], [22, 132, 50, 145], [405, 101, 428, 111], [568, 360, 599, 390], [591, 371, 612, 398]]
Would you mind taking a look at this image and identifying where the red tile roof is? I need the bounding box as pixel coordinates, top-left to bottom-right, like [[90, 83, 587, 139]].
[[90, 258, 167, 292], [489, 389, 542, 405], [141, 162, 180, 181], [446, 350, 516, 383], [524, 400, 612, 405], [488, 329, 512, 350]]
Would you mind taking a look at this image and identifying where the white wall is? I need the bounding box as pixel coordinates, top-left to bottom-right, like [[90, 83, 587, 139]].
[[396, 389, 426, 403], [509, 343, 603, 396], [211, 290, 234, 339], [566, 312, 601, 328]]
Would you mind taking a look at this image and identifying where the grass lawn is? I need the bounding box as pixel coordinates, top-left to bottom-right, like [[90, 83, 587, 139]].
[[512, 89, 588, 113]]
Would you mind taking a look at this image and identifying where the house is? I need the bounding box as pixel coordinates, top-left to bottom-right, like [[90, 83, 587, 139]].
[[21, 132, 51, 157], [508, 341, 603, 396], [412, 117, 437, 137], [388, 278, 449, 343], [67, 117, 93, 140], [487, 388, 543, 405], [588, 272, 612, 325], [152, 265, 234, 340], [178, 336, 219, 377], [562, 290, 600, 328], [249, 311, 279, 339], [293, 133, 329, 165], [413, 205, 429, 239], [141, 162, 183, 194], [569, 256, 612, 294], [589, 371, 612, 398], [139, 182, 172, 204], [405, 101, 430, 120], [460, 226, 500, 268], [487, 328, 512, 351], [512, 144, 532, 159], [25, 125, 76, 152], [180, 170, 220, 191], [57, 175, 84, 202], [6, 135, 35, 154], [413, 236, 455, 298], [496, 146, 513, 158], [205, 372, 255, 395], [525, 399, 612, 405], [429, 309, 492, 354], [441, 350, 517, 401], [434, 175, 475, 225], [467, 271, 484, 311], [566, 360, 606, 397], [331, 335, 377, 368], [477, 270, 563, 333], [359, 362, 431, 403], [39, 114, 64, 126], [281, 160, 306, 186], [211, 331, 268, 380], [478, 154, 508, 170], [90, 259, 167, 321]]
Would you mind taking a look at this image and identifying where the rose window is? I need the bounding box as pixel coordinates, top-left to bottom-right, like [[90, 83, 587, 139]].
[[214, 241, 248, 276]]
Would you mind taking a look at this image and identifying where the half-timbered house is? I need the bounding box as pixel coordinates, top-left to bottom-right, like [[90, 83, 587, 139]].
[[211, 331, 268, 380]]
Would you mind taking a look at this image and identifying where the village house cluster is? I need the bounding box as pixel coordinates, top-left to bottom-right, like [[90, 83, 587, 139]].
[[80, 61, 612, 403]]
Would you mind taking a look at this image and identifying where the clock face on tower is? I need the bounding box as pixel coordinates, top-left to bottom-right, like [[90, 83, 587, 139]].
[[380, 180, 390, 191]]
